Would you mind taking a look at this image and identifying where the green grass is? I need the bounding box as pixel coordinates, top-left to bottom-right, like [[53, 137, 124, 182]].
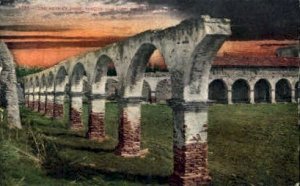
[[0, 103, 298, 185]]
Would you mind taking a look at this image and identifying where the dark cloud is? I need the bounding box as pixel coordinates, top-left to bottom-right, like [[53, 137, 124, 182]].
[[5, 36, 126, 49], [0, 25, 70, 32], [0, 0, 28, 6], [118, 0, 299, 40], [0, 35, 107, 40]]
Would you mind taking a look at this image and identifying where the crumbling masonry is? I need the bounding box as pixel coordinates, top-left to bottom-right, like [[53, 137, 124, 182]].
[[0, 42, 22, 129], [23, 16, 231, 185]]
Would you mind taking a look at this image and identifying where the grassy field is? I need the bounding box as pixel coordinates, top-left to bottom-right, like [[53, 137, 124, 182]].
[[0, 103, 298, 186]]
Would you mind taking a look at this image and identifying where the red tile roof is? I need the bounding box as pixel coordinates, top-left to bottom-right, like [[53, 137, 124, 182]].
[[212, 55, 299, 68]]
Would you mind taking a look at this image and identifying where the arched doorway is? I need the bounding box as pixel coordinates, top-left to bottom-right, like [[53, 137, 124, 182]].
[[208, 79, 228, 103], [232, 79, 250, 103], [275, 79, 291, 102], [254, 79, 271, 103]]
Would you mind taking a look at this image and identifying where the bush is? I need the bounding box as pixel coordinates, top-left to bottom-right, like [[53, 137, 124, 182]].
[[0, 140, 20, 186]]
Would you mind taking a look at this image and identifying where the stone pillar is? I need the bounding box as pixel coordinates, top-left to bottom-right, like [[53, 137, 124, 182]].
[[45, 91, 54, 117], [150, 91, 157, 103], [291, 89, 296, 103], [271, 89, 276, 104], [87, 94, 106, 141], [70, 92, 84, 131], [250, 89, 255, 104], [168, 99, 211, 186], [53, 92, 65, 119], [39, 92, 46, 114], [115, 97, 142, 157], [227, 89, 232, 104]]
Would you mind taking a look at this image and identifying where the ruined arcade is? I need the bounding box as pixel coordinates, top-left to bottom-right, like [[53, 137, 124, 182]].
[[23, 16, 231, 185]]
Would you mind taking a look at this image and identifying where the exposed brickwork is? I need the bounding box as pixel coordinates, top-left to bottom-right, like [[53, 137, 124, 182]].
[[25, 98, 29, 107], [53, 103, 64, 119], [70, 108, 84, 131], [33, 101, 40, 112], [170, 143, 211, 186], [150, 96, 157, 103], [45, 102, 54, 117], [87, 112, 106, 141], [29, 101, 34, 110], [39, 102, 46, 114], [115, 111, 141, 157]]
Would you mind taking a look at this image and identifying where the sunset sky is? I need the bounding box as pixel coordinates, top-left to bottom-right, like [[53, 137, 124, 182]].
[[0, 0, 298, 68]]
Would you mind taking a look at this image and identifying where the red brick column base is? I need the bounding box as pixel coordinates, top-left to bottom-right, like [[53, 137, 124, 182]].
[[39, 102, 45, 114], [53, 103, 64, 119], [28, 101, 34, 109], [70, 108, 84, 131], [25, 98, 29, 107], [115, 111, 141, 157], [45, 103, 54, 117], [87, 112, 105, 141], [34, 101, 40, 112], [169, 143, 211, 186]]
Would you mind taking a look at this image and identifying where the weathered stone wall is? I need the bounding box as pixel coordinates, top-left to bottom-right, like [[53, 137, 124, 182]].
[[23, 16, 231, 185], [0, 42, 21, 128], [104, 66, 298, 104]]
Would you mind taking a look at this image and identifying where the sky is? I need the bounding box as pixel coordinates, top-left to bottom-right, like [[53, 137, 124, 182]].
[[0, 0, 298, 68]]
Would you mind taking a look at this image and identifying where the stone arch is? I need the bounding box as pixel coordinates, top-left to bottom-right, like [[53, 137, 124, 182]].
[[47, 72, 55, 90], [123, 43, 166, 97], [53, 66, 68, 119], [232, 79, 250, 103], [70, 63, 87, 92], [39, 74, 47, 114], [155, 79, 172, 103], [185, 36, 227, 101], [295, 81, 299, 102], [33, 76, 40, 111], [55, 66, 68, 92], [45, 71, 55, 116], [208, 79, 228, 103], [69, 62, 88, 131], [275, 79, 292, 102], [117, 43, 169, 157], [254, 79, 271, 103], [87, 55, 117, 141], [92, 55, 116, 95]]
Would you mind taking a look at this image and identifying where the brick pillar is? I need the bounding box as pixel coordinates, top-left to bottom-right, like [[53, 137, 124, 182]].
[[39, 92, 46, 114], [271, 89, 276, 104], [28, 93, 33, 109], [87, 94, 106, 141], [115, 97, 142, 157], [45, 92, 54, 117], [33, 93, 40, 112], [70, 92, 84, 131], [53, 92, 65, 119], [25, 94, 29, 107], [250, 89, 255, 104], [227, 89, 232, 104], [150, 91, 157, 103], [168, 99, 211, 186]]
